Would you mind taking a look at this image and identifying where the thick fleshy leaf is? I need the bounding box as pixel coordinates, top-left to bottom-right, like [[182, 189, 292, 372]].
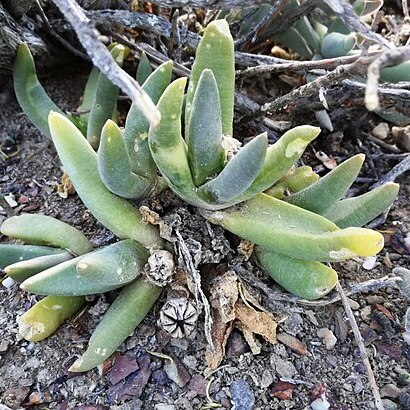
[[0, 244, 66, 269], [275, 27, 313, 59], [48, 112, 162, 248], [124, 61, 173, 179], [266, 165, 319, 198], [235, 126, 320, 203], [98, 120, 152, 199], [186, 20, 235, 138], [21, 240, 149, 296], [202, 193, 384, 261], [69, 278, 162, 372], [78, 66, 99, 125], [380, 61, 410, 83], [136, 52, 153, 84], [13, 43, 64, 138], [5, 252, 73, 283], [321, 32, 356, 58], [1, 214, 93, 255], [149, 78, 205, 207], [198, 133, 267, 204], [256, 247, 338, 300], [187, 69, 224, 186], [294, 15, 321, 53], [87, 44, 125, 149], [18, 296, 85, 342], [286, 154, 365, 215], [324, 182, 400, 228]]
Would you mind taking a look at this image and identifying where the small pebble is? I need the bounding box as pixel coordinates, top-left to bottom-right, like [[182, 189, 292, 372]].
[[362, 256, 377, 270], [347, 298, 360, 310], [366, 295, 385, 304], [360, 306, 372, 322], [271, 356, 296, 378], [282, 313, 303, 336], [372, 122, 389, 140], [154, 405, 176, 410], [260, 369, 273, 389], [382, 399, 398, 410], [317, 328, 337, 350], [230, 379, 255, 410], [381, 383, 402, 399]]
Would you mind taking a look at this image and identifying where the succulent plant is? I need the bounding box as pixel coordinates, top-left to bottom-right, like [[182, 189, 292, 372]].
[[1, 19, 399, 372]]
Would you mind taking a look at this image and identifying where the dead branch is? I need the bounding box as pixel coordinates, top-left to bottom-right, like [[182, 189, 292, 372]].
[[336, 282, 384, 410], [323, 0, 391, 48], [142, 0, 285, 8], [370, 154, 410, 189], [246, 58, 370, 118], [0, 4, 57, 73], [232, 260, 401, 308], [237, 52, 381, 77], [51, 0, 160, 127]]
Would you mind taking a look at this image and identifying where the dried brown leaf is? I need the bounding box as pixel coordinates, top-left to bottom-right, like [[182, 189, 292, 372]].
[[205, 309, 232, 371], [234, 300, 277, 346], [209, 270, 239, 323]]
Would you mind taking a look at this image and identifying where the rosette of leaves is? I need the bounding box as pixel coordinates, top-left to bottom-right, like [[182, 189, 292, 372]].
[[1, 19, 398, 373]]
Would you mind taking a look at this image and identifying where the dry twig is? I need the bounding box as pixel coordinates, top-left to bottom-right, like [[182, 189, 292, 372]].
[[336, 282, 384, 410], [52, 0, 160, 127], [370, 154, 410, 189]]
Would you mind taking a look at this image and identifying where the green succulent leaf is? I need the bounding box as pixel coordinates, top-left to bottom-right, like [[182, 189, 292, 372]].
[[18, 296, 85, 342], [286, 154, 365, 215], [198, 133, 268, 204], [136, 52, 153, 84], [294, 15, 322, 53], [187, 69, 225, 186], [149, 78, 204, 206], [0, 244, 67, 270], [69, 277, 162, 372], [1, 214, 93, 255], [87, 44, 126, 149], [48, 112, 162, 248], [13, 43, 64, 138], [256, 247, 338, 300], [21, 240, 149, 296], [5, 252, 73, 283], [78, 66, 99, 126], [266, 165, 319, 199], [275, 27, 313, 59], [124, 61, 173, 180], [202, 193, 384, 261], [98, 120, 152, 199], [380, 61, 410, 83], [236, 125, 321, 202], [186, 20, 235, 138], [321, 32, 356, 58], [324, 182, 400, 228]]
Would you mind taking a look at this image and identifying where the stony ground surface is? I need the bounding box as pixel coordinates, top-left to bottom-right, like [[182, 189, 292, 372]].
[[0, 61, 409, 410]]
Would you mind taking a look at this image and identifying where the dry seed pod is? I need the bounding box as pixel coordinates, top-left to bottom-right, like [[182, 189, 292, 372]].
[[159, 298, 198, 338]]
